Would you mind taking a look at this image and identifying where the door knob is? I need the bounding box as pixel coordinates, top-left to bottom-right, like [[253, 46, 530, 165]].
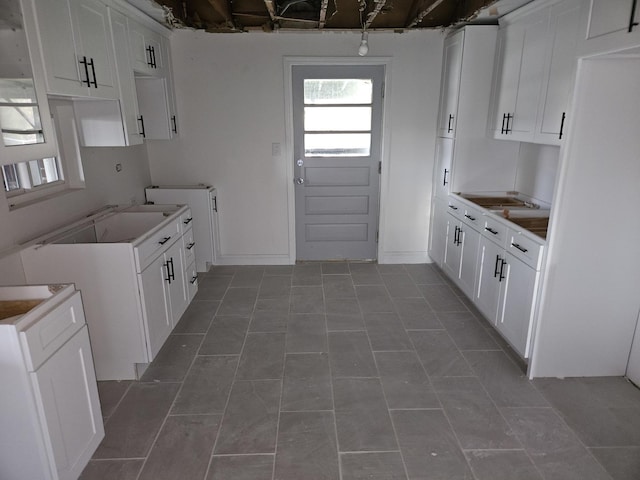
[[294, 177, 304, 185], [296, 159, 304, 167]]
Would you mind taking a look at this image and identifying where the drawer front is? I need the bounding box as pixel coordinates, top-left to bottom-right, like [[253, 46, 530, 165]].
[[482, 216, 509, 248], [182, 227, 196, 267], [507, 230, 544, 270], [186, 261, 198, 302], [20, 291, 86, 371], [446, 197, 464, 220], [461, 204, 483, 231], [180, 209, 194, 235], [135, 218, 181, 272]]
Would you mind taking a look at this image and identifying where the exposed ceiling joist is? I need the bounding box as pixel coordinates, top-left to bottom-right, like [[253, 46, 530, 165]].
[[318, 0, 329, 28], [263, 0, 277, 20], [406, 0, 447, 28], [363, 0, 388, 29]]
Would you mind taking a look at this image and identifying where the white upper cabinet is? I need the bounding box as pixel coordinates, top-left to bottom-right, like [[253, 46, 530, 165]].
[[534, 0, 584, 144], [31, 0, 118, 99], [436, 30, 464, 138], [491, 9, 548, 142], [433, 137, 453, 200], [129, 18, 164, 76], [587, 0, 640, 39]]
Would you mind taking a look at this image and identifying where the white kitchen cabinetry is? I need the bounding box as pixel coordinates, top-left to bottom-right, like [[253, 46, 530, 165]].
[[433, 137, 453, 200], [135, 76, 173, 140], [20, 205, 197, 380], [428, 198, 449, 268], [491, 8, 548, 141], [436, 29, 464, 138], [534, 0, 584, 144], [0, 284, 103, 480], [163, 35, 179, 137], [129, 18, 164, 76], [29, 0, 118, 99], [475, 234, 505, 322], [587, 0, 640, 39]]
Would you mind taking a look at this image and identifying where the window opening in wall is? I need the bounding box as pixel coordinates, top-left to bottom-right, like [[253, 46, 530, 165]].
[[2, 157, 63, 195]]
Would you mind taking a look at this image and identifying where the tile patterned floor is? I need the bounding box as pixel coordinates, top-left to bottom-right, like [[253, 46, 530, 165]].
[[80, 263, 640, 480]]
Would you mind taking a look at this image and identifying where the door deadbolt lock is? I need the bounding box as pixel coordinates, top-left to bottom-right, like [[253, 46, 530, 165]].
[[296, 159, 304, 167], [294, 177, 304, 185]]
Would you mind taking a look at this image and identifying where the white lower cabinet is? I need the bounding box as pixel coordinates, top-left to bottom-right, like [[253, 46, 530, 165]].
[[428, 198, 449, 267], [0, 285, 103, 480], [442, 205, 481, 298], [475, 235, 505, 322]]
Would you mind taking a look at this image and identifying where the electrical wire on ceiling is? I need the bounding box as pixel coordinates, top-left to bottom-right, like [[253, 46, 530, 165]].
[[358, 0, 369, 56]]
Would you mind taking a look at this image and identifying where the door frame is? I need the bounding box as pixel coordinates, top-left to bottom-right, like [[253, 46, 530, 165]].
[[283, 56, 393, 263]]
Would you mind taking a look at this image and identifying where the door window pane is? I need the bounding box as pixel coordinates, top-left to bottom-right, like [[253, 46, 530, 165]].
[[304, 106, 372, 132], [305, 133, 371, 157], [304, 79, 372, 105]]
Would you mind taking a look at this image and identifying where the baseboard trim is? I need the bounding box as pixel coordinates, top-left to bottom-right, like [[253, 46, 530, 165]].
[[378, 251, 432, 264], [215, 254, 294, 266]]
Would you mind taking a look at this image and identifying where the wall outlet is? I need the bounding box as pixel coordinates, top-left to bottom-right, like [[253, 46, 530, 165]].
[[115, 163, 123, 172]]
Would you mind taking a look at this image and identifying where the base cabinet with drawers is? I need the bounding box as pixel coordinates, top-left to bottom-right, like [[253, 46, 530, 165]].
[[20, 205, 198, 380], [0, 284, 104, 480]]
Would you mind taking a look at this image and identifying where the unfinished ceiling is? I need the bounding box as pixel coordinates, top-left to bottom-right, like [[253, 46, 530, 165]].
[[137, 0, 509, 33]]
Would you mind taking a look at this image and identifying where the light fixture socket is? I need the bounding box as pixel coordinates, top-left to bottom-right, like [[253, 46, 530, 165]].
[[358, 31, 369, 56]]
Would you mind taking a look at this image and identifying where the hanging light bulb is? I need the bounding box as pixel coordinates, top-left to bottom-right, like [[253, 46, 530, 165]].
[[358, 31, 369, 56]]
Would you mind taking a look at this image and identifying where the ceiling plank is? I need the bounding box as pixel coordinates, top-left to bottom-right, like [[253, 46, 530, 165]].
[[205, 0, 236, 27], [363, 0, 388, 29], [263, 0, 278, 20], [318, 0, 329, 28], [406, 0, 446, 28]]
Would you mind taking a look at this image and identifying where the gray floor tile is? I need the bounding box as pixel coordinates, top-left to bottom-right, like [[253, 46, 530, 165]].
[[195, 276, 231, 301], [250, 311, 288, 332], [590, 447, 640, 480], [351, 271, 384, 285], [404, 264, 445, 284], [236, 332, 286, 380], [432, 377, 519, 449], [326, 297, 362, 315], [420, 284, 467, 312], [172, 356, 238, 414], [333, 378, 397, 452], [364, 312, 413, 351], [374, 351, 439, 409], [465, 450, 542, 480], [274, 411, 340, 480], [348, 263, 379, 274], [340, 452, 407, 480], [218, 287, 258, 315], [282, 353, 333, 411], [199, 316, 249, 355], [258, 275, 291, 298], [328, 331, 377, 378], [265, 265, 294, 275], [377, 264, 406, 274], [255, 296, 291, 313], [381, 273, 422, 298], [534, 378, 640, 447], [138, 415, 220, 480], [207, 455, 275, 480], [392, 297, 441, 330], [140, 334, 203, 382], [292, 265, 322, 286], [356, 285, 395, 313], [93, 383, 180, 459], [97, 381, 131, 420], [391, 409, 473, 480], [230, 267, 264, 287], [80, 459, 143, 480], [214, 380, 281, 454], [326, 313, 366, 331], [322, 262, 351, 275], [463, 350, 548, 408], [501, 407, 612, 480], [437, 311, 499, 350], [290, 285, 325, 313], [286, 313, 328, 353], [208, 266, 238, 276], [173, 300, 219, 334], [323, 274, 356, 298], [409, 330, 473, 377]]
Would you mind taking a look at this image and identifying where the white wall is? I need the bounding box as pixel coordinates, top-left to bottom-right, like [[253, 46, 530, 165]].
[[515, 143, 559, 205], [146, 30, 444, 264], [0, 144, 151, 284]]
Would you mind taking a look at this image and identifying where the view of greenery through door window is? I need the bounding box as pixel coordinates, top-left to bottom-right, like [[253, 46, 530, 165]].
[[303, 79, 373, 157]]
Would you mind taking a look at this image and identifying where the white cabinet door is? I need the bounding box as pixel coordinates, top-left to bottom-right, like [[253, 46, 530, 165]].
[[587, 0, 639, 39], [31, 326, 104, 480], [163, 36, 179, 138], [139, 253, 172, 360], [475, 236, 504, 323], [443, 216, 462, 280], [497, 253, 539, 358], [535, 0, 583, 145], [128, 19, 163, 76], [458, 224, 480, 298], [433, 137, 453, 200], [135, 77, 172, 140], [165, 238, 188, 325], [437, 30, 464, 138], [490, 25, 523, 138], [428, 199, 449, 267]]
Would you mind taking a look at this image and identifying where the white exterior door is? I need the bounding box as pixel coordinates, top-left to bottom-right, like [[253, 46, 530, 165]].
[[292, 64, 384, 261]]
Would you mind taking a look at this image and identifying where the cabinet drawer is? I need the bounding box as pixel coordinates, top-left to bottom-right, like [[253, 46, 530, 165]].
[[180, 209, 194, 235], [461, 204, 483, 231], [186, 261, 198, 302], [446, 197, 464, 220], [182, 227, 196, 267], [135, 218, 181, 271], [482, 216, 508, 248], [507, 230, 544, 270], [20, 292, 86, 371]]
